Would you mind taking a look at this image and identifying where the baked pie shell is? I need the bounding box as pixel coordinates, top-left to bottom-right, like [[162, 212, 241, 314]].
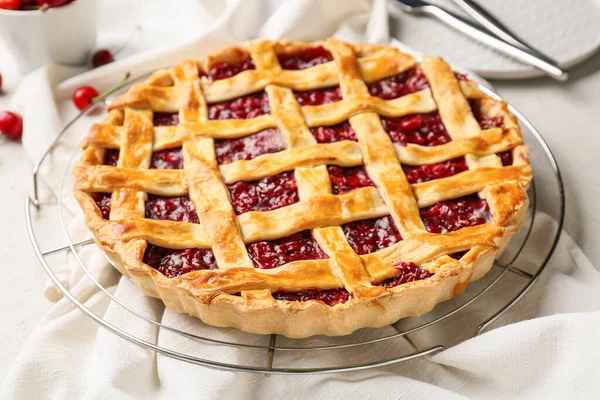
[[76, 187, 528, 338], [73, 39, 531, 338]]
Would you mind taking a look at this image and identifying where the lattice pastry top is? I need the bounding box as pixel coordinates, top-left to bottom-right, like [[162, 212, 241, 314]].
[[73, 39, 531, 338]]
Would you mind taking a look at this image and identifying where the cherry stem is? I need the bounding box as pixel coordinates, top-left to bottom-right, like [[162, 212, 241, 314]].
[[113, 25, 143, 57], [91, 72, 131, 104]]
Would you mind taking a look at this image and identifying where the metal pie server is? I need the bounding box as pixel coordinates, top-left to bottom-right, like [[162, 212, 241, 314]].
[[393, 0, 568, 81]]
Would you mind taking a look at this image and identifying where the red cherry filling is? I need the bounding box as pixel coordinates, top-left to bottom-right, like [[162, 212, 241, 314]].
[[382, 113, 451, 147], [104, 147, 183, 169], [470, 102, 504, 130], [294, 87, 342, 106], [450, 251, 468, 260], [247, 230, 328, 269], [310, 122, 357, 143], [328, 165, 374, 194], [215, 128, 286, 164], [497, 150, 513, 166], [227, 171, 299, 215], [151, 147, 183, 169], [367, 69, 429, 100], [145, 195, 199, 223], [92, 193, 112, 219], [153, 112, 179, 126], [103, 149, 119, 166], [380, 261, 433, 288], [209, 92, 270, 120], [366, 69, 467, 101], [476, 114, 504, 130], [272, 288, 350, 306], [277, 46, 333, 70], [143, 244, 217, 278], [403, 157, 468, 184], [208, 59, 256, 81], [420, 194, 491, 234], [343, 215, 403, 255]]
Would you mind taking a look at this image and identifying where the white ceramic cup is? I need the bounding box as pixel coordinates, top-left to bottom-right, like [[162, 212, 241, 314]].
[[0, 0, 99, 73]]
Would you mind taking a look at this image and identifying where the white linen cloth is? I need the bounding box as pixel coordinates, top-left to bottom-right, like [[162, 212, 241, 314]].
[[2, 0, 600, 398]]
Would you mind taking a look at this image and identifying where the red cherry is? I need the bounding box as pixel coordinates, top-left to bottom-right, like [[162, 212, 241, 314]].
[[92, 49, 115, 68], [0, 0, 20, 10], [72, 86, 99, 110], [0, 111, 23, 141], [36, 0, 69, 7]]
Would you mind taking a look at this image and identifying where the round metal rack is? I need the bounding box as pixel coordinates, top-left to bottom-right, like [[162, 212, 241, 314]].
[[25, 75, 565, 375]]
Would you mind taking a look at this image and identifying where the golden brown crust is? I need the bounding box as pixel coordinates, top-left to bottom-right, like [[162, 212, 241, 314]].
[[73, 39, 531, 338]]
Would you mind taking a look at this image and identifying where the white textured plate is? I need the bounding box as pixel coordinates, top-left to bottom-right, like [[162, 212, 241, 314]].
[[389, 0, 600, 79]]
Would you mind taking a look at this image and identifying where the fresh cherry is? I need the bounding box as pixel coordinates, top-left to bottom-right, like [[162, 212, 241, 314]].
[[0, 111, 23, 141], [0, 0, 20, 10], [72, 86, 99, 110], [36, 0, 69, 7], [92, 49, 115, 68]]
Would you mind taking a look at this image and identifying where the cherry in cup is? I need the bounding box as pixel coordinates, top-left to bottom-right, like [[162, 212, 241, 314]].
[[0, 0, 20, 10], [0, 0, 74, 9], [36, 0, 70, 7]]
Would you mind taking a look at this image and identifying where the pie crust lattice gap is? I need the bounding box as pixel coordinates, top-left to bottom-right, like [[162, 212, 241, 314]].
[[73, 39, 532, 338]]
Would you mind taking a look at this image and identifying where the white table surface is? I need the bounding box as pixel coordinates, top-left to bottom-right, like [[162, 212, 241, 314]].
[[1, 44, 599, 384]]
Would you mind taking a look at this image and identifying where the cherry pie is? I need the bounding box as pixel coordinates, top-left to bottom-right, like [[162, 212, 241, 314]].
[[74, 39, 531, 338]]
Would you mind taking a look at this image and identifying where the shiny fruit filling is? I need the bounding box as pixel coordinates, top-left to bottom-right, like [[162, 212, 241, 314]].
[[215, 128, 286, 164], [145, 195, 199, 223], [272, 288, 350, 306], [151, 147, 184, 170], [497, 150, 513, 166], [143, 244, 217, 278], [227, 171, 299, 215], [343, 215, 403, 255], [420, 194, 491, 234], [153, 112, 179, 126], [380, 261, 433, 288], [470, 101, 504, 130], [208, 58, 256, 81], [92, 193, 112, 219], [381, 113, 451, 147], [310, 121, 357, 143], [277, 46, 333, 70], [247, 231, 328, 270], [294, 86, 342, 106], [104, 147, 184, 170], [103, 149, 119, 166], [208, 92, 270, 120], [328, 165, 374, 194], [367, 69, 429, 100], [403, 157, 468, 184]]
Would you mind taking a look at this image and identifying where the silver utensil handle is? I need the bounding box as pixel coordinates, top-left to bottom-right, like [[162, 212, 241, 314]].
[[452, 0, 563, 66], [425, 5, 568, 81]]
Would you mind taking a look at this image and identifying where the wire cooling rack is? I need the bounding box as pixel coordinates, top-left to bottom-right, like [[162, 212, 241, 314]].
[[25, 75, 565, 374]]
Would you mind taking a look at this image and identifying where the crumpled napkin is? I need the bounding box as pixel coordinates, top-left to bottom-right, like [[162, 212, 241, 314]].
[[3, 1, 600, 399]]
